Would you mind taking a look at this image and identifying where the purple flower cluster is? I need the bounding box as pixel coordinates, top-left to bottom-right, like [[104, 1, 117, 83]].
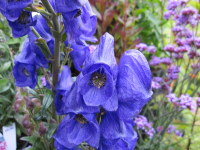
[[150, 56, 172, 66], [167, 93, 197, 112], [134, 115, 155, 139], [164, 0, 200, 62], [157, 125, 183, 137], [151, 77, 163, 89], [167, 65, 180, 80], [136, 43, 156, 54], [166, 125, 183, 137]]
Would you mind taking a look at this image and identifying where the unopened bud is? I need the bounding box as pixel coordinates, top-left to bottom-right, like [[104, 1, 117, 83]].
[[32, 98, 41, 107], [39, 122, 47, 136], [13, 99, 24, 112], [22, 115, 32, 128], [24, 96, 34, 110]]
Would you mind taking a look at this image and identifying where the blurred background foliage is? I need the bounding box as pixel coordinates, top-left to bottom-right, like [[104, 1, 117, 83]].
[[0, 0, 200, 149]]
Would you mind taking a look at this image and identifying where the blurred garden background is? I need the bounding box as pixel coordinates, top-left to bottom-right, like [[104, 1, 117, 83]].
[[0, 0, 200, 149]]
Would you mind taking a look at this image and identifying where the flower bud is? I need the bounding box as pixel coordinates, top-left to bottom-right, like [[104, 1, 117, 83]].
[[24, 96, 34, 110], [39, 122, 47, 136], [13, 98, 24, 112], [32, 98, 41, 107], [22, 115, 32, 128]]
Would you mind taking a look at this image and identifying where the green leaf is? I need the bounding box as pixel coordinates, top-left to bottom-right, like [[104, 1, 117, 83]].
[[45, 122, 58, 140], [0, 95, 11, 103], [20, 136, 38, 144], [42, 92, 53, 109], [0, 78, 11, 93], [0, 61, 11, 73]]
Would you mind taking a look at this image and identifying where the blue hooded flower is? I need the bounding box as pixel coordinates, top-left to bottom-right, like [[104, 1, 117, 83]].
[[78, 33, 118, 111], [54, 66, 73, 115], [62, 1, 97, 43], [27, 15, 54, 68], [69, 42, 90, 71], [55, 0, 87, 13], [0, 0, 32, 21], [60, 74, 100, 115], [99, 112, 138, 150], [13, 39, 37, 88], [28, 15, 53, 43], [7, 11, 36, 38], [54, 141, 81, 150], [54, 113, 100, 149], [117, 50, 152, 120]]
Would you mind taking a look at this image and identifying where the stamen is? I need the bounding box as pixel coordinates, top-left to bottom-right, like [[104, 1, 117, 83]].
[[18, 11, 30, 24], [74, 9, 82, 18], [91, 72, 106, 88], [75, 114, 88, 124], [22, 68, 30, 76]]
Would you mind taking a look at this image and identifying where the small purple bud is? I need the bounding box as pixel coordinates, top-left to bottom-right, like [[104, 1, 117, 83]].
[[22, 115, 32, 128], [136, 43, 148, 51], [39, 122, 47, 136]]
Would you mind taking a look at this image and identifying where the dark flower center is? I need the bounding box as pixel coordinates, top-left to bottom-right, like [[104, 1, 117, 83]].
[[75, 114, 88, 124], [81, 143, 95, 150], [74, 9, 82, 18], [18, 11, 30, 24], [91, 72, 106, 88], [22, 68, 30, 76]]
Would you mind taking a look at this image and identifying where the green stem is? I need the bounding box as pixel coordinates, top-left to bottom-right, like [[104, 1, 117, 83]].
[[186, 107, 199, 150], [31, 27, 51, 58], [41, 0, 61, 87]]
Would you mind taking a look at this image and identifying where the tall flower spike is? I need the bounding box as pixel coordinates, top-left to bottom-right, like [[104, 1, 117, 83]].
[[117, 50, 152, 120], [78, 33, 118, 111]]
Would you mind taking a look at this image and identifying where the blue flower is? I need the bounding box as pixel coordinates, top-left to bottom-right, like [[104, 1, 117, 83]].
[[28, 15, 54, 68], [60, 74, 100, 115], [0, 0, 32, 21], [55, 0, 87, 13], [13, 39, 37, 88], [69, 42, 90, 71], [54, 66, 73, 115], [13, 62, 37, 88], [28, 15, 53, 43], [62, 1, 97, 43], [78, 33, 118, 111], [117, 50, 152, 120], [54, 114, 100, 149], [8, 11, 36, 38], [99, 112, 138, 150]]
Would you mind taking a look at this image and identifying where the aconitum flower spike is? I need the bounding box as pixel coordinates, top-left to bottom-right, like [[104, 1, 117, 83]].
[[0, 0, 33, 22], [54, 114, 100, 149], [78, 33, 118, 111], [117, 50, 152, 120], [7, 11, 36, 38]]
